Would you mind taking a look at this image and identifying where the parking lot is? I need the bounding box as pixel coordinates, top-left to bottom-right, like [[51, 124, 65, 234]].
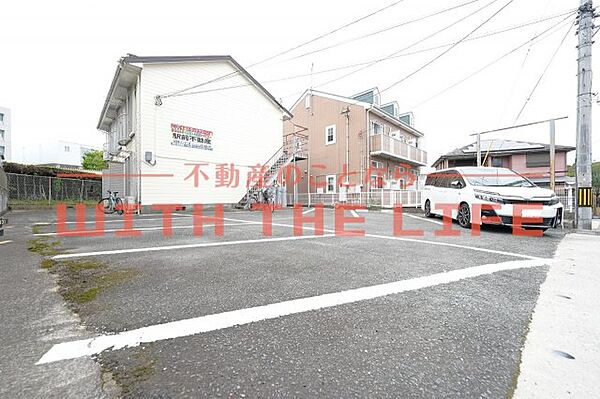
[[4, 207, 566, 397]]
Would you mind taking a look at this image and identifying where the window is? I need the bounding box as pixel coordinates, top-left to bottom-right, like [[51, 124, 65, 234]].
[[447, 170, 465, 189], [370, 121, 383, 135], [64, 145, 70, 152], [0, 113, 4, 122], [0, 129, 4, 139], [0, 146, 4, 158], [371, 174, 384, 188], [325, 125, 336, 145], [371, 160, 384, 169], [526, 152, 550, 168], [326, 175, 336, 193]]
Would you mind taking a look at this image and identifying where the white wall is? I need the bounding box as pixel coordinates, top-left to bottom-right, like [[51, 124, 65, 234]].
[[138, 61, 285, 205], [18, 141, 99, 167], [0, 106, 11, 161]]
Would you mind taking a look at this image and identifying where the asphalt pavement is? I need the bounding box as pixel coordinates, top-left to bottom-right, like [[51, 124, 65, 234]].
[[0, 207, 571, 397]]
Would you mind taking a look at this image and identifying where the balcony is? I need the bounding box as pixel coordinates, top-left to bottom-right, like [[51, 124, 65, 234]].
[[370, 133, 427, 166]]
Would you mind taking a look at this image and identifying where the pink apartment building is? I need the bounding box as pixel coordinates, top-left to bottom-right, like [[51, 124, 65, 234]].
[[432, 139, 575, 190], [283, 88, 427, 196]]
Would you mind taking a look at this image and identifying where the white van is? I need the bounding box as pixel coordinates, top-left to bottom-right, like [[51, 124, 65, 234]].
[[422, 167, 563, 231]]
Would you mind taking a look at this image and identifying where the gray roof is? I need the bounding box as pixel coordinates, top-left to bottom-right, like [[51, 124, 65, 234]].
[[433, 139, 575, 167], [98, 55, 292, 130]]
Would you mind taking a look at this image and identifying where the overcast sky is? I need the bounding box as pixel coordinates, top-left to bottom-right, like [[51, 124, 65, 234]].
[[1, 0, 598, 165]]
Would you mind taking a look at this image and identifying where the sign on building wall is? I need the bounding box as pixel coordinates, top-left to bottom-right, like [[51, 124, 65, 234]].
[[171, 123, 213, 151]]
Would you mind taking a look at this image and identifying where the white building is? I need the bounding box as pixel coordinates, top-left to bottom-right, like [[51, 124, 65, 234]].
[[18, 140, 100, 169], [0, 106, 11, 161], [98, 55, 292, 206]]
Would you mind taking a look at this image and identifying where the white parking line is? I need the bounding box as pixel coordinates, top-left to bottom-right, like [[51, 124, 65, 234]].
[[34, 215, 193, 226], [221, 218, 543, 261], [33, 222, 256, 237], [350, 209, 360, 218], [51, 234, 336, 259], [36, 258, 552, 365], [0, 240, 12, 245], [302, 208, 315, 215], [404, 213, 444, 226]]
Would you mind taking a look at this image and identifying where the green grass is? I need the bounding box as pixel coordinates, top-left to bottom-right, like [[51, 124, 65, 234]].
[[64, 287, 100, 304], [29, 237, 138, 308], [40, 259, 56, 269], [27, 237, 62, 256]]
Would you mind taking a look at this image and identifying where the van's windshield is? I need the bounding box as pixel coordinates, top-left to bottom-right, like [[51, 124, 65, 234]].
[[462, 168, 535, 187]]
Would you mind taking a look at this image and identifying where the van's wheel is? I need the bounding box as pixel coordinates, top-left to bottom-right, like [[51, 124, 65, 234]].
[[457, 202, 471, 229], [424, 200, 433, 218]]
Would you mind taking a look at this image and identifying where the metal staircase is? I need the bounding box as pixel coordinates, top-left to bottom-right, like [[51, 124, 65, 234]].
[[238, 133, 308, 208]]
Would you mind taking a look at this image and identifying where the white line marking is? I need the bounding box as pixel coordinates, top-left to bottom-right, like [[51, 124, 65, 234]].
[[51, 234, 336, 259], [33, 222, 255, 237], [404, 213, 444, 226], [350, 209, 360, 218], [364, 233, 542, 260], [222, 218, 542, 261], [34, 215, 193, 226], [0, 240, 12, 245], [37, 258, 552, 365], [302, 208, 315, 215]]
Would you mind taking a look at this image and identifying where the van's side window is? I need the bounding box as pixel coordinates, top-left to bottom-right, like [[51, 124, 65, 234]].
[[425, 175, 436, 186], [447, 170, 465, 188], [436, 173, 449, 188]]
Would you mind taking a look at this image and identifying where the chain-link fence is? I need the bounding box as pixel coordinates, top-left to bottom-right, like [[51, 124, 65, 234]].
[[7, 173, 102, 203], [0, 167, 7, 214]]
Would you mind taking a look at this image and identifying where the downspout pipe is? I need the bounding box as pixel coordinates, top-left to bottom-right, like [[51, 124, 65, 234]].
[[366, 106, 372, 197], [341, 107, 350, 184]]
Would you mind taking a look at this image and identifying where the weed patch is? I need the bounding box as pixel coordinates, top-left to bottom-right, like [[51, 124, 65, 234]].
[[27, 237, 62, 257]]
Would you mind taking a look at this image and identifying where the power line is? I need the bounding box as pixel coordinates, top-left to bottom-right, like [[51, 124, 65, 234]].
[[380, 0, 516, 93], [254, 0, 407, 66], [283, 0, 484, 62], [158, 0, 406, 100], [468, 116, 568, 136], [410, 13, 575, 109], [167, 10, 575, 100], [512, 20, 574, 124], [497, 0, 557, 123], [315, 0, 502, 89]]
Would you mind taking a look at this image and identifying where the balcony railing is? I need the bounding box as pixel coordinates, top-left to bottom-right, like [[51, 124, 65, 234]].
[[370, 133, 427, 165]]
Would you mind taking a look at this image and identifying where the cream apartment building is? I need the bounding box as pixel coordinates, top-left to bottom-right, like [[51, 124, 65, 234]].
[[98, 55, 292, 207]]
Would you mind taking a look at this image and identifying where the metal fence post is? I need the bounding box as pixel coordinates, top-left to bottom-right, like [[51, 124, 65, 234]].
[[48, 177, 52, 204]]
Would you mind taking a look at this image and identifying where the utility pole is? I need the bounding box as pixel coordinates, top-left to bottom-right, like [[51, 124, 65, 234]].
[[575, 0, 595, 229], [550, 119, 556, 191]]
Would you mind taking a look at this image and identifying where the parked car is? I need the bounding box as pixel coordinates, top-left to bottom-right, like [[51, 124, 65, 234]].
[[422, 167, 563, 231]]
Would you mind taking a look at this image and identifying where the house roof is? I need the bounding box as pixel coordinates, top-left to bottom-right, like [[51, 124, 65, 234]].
[[97, 55, 292, 130], [290, 89, 424, 137], [432, 139, 576, 167]]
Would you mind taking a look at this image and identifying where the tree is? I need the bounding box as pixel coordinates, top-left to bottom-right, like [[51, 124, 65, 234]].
[[82, 150, 106, 171]]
